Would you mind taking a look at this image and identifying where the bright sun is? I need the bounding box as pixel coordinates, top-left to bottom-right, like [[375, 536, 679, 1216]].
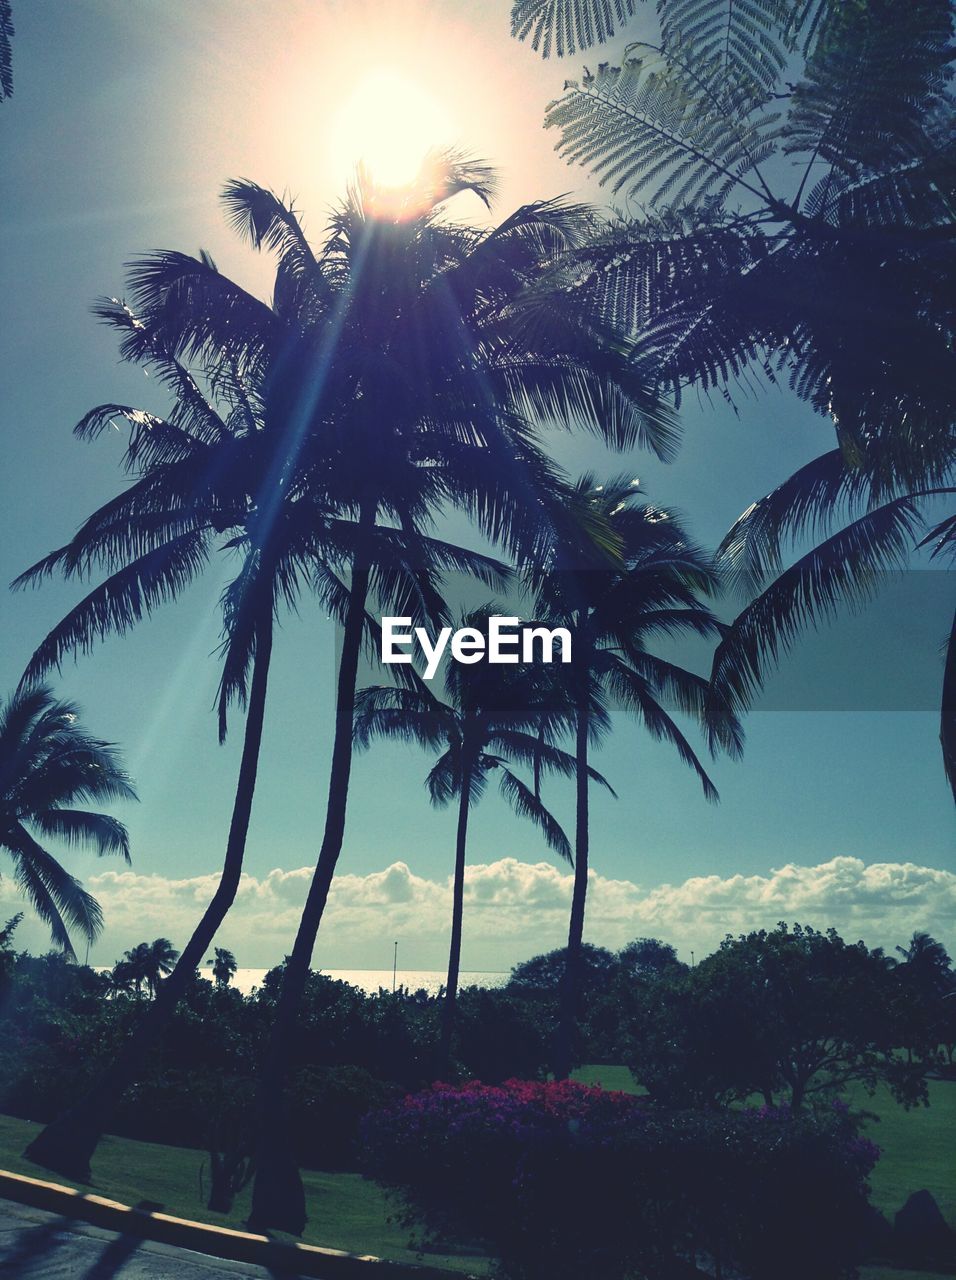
[[332, 69, 456, 189]]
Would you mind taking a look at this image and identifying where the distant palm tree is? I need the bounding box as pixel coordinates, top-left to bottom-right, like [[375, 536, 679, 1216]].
[[114, 938, 179, 997], [354, 609, 613, 1068], [531, 476, 740, 1076], [895, 931, 953, 991], [212, 946, 237, 989], [0, 687, 135, 958]]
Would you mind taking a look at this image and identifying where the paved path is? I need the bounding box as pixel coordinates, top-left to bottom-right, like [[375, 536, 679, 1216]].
[[0, 1197, 294, 1279]]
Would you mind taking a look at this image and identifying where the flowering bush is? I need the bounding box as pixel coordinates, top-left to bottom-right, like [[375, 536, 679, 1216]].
[[362, 1080, 880, 1280]]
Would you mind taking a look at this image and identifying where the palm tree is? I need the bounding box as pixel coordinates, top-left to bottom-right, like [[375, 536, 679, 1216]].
[[215, 160, 676, 1232], [0, 686, 136, 957], [114, 938, 179, 997], [20, 147, 672, 1222], [511, 0, 956, 792], [212, 946, 237, 988], [16, 192, 505, 1183], [354, 609, 613, 1069], [530, 476, 740, 1077]]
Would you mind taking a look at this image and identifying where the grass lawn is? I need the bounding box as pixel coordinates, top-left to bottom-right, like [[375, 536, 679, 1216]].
[[0, 1114, 488, 1274]]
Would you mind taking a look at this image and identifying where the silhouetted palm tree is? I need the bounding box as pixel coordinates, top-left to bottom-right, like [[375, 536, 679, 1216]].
[[218, 157, 676, 1231], [15, 156, 522, 1188], [0, 687, 135, 957], [354, 609, 612, 1069], [212, 946, 237, 988], [530, 476, 740, 1076], [118, 938, 180, 997]]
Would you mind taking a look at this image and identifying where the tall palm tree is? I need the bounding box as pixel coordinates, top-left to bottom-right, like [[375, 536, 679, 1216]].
[[16, 211, 504, 1181], [215, 160, 677, 1232], [0, 686, 136, 957], [354, 609, 613, 1070], [511, 0, 956, 792], [531, 476, 741, 1077], [22, 149, 672, 1223]]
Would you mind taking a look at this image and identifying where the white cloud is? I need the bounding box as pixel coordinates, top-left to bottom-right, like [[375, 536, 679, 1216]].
[[1, 855, 953, 971]]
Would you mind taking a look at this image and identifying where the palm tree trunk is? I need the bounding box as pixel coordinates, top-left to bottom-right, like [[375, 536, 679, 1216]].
[[25, 609, 275, 1181], [438, 757, 472, 1075], [941, 605, 955, 804], [248, 501, 375, 1235], [555, 642, 590, 1081]]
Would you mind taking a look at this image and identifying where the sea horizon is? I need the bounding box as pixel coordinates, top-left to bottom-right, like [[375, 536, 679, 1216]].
[[228, 968, 511, 996], [95, 965, 511, 997]]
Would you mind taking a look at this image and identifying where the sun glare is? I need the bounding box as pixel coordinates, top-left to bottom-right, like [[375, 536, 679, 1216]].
[[332, 69, 456, 190]]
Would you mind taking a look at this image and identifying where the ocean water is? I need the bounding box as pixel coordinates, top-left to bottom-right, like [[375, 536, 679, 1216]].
[[228, 968, 508, 996]]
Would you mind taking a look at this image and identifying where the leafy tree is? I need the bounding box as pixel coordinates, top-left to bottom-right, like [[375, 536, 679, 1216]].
[[0, 687, 135, 957], [632, 922, 926, 1109], [530, 476, 738, 1075], [355, 609, 612, 1068], [618, 935, 682, 979], [507, 942, 619, 997], [212, 947, 238, 989], [0, 912, 21, 994], [512, 0, 956, 793]]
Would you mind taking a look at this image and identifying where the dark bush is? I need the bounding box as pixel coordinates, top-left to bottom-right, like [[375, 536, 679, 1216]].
[[362, 1080, 881, 1280], [289, 1065, 399, 1169]]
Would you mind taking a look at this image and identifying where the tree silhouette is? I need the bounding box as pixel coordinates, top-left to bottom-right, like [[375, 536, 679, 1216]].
[[17, 173, 504, 1182], [0, 687, 135, 957], [529, 476, 739, 1076], [184, 153, 675, 1231], [512, 0, 956, 794], [212, 946, 237, 989], [354, 608, 612, 1069]]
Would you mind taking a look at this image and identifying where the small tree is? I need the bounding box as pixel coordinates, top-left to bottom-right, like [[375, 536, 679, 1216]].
[[212, 947, 237, 989]]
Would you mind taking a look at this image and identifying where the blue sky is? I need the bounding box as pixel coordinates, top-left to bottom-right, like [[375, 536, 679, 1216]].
[[0, 1, 952, 969]]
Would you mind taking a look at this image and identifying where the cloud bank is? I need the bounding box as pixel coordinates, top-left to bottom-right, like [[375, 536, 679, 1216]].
[[1, 856, 952, 970]]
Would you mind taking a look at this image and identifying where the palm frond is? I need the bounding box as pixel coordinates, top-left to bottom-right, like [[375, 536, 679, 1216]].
[[19, 531, 211, 686], [710, 495, 924, 722], [603, 654, 720, 800], [0, 0, 11, 100], [28, 809, 131, 862], [498, 765, 573, 862], [547, 53, 780, 207], [353, 685, 452, 752], [717, 448, 886, 595], [5, 823, 104, 956], [511, 0, 637, 57]]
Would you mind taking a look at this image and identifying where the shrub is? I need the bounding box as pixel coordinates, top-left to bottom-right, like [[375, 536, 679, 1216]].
[[362, 1080, 880, 1280], [289, 1065, 399, 1169]]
